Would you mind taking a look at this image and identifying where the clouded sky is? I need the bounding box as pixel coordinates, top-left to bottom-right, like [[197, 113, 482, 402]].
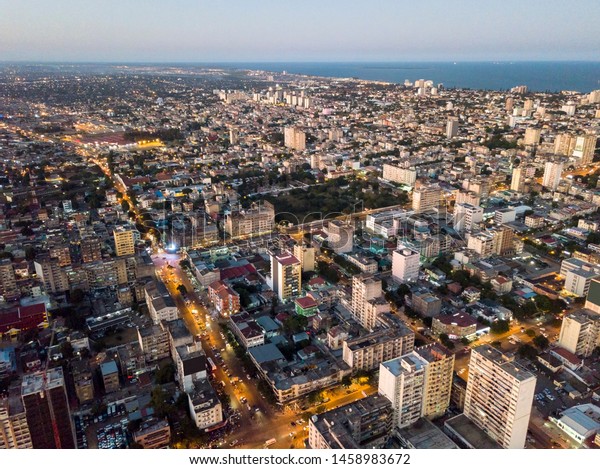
[[1, 0, 599, 62]]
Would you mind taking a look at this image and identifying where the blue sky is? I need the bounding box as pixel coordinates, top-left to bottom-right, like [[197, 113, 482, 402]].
[[1, 0, 599, 62]]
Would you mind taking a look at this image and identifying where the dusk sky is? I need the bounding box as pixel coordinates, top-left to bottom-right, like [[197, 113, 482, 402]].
[[1, 0, 599, 62]]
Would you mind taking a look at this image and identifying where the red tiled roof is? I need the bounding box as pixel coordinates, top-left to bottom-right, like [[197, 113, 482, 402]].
[[0, 303, 47, 334], [295, 296, 318, 309], [220, 264, 257, 281]]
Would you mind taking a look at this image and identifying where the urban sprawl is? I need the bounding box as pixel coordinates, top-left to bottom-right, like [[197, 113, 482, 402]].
[[1, 64, 600, 450]]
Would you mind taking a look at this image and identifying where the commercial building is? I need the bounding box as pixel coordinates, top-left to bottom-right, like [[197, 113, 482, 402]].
[[269, 251, 301, 301], [494, 208, 516, 225], [432, 312, 477, 339], [557, 308, 600, 357], [412, 185, 442, 213], [21, 368, 75, 448], [463, 345, 536, 449], [392, 246, 420, 283], [308, 394, 393, 449]]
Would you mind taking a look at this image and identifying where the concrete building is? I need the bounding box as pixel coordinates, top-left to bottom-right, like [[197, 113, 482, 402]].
[[392, 246, 420, 283], [432, 312, 477, 339], [564, 268, 600, 297], [0, 395, 32, 449], [327, 220, 354, 254], [446, 117, 459, 139], [34, 257, 69, 294], [585, 278, 600, 314], [523, 128, 541, 145], [208, 280, 241, 316], [308, 394, 393, 449], [542, 161, 563, 191], [133, 417, 171, 449], [463, 345, 536, 449], [412, 185, 442, 213], [293, 243, 316, 272], [557, 308, 600, 357], [494, 208, 516, 225], [342, 323, 415, 372], [454, 203, 483, 232], [144, 279, 179, 323], [510, 166, 525, 192], [100, 360, 120, 393], [137, 324, 171, 362], [269, 251, 301, 301], [351, 273, 385, 329], [113, 226, 135, 257], [284, 126, 306, 151], [71, 359, 94, 404], [188, 379, 223, 431], [382, 164, 417, 186], [175, 343, 207, 393], [0, 259, 19, 301], [21, 368, 75, 448], [411, 291, 442, 317], [224, 201, 275, 239], [572, 135, 597, 165]]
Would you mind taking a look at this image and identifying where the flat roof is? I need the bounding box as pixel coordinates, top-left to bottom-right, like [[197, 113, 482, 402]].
[[397, 418, 458, 449], [444, 414, 502, 449]]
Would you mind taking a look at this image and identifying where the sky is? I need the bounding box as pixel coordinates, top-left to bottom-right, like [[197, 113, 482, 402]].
[[1, 0, 599, 62]]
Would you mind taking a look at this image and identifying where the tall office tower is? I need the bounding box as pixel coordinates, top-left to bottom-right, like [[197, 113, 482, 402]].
[[412, 185, 442, 213], [21, 368, 76, 448], [572, 135, 597, 165], [453, 203, 483, 233], [351, 273, 383, 327], [523, 128, 541, 145], [557, 308, 600, 357], [0, 258, 19, 300], [554, 133, 576, 156], [446, 117, 459, 139], [0, 395, 33, 448], [113, 226, 135, 257], [283, 126, 306, 151], [80, 235, 103, 263], [327, 220, 354, 253], [464, 345, 536, 449], [392, 245, 420, 283], [269, 251, 301, 301], [382, 164, 417, 186], [34, 256, 69, 294], [293, 243, 316, 272], [510, 167, 525, 192], [378, 344, 454, 428], [542, 161, 564, 191]]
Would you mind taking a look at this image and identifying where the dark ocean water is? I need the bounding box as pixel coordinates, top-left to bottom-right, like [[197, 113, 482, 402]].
[[209, 61, 600, 93]]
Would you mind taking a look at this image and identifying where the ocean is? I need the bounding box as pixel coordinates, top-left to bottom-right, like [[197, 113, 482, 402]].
[[209, 61, 600, 93]]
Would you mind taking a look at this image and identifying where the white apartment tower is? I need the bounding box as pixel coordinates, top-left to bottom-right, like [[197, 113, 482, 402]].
[[392, 246, 420, 283], [542, 161, 563, 191], [464, 345, 536, 449], [453, 203, 483, 233]]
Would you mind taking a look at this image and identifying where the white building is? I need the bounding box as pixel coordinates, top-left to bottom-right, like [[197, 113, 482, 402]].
[[454, 203, 483, 232], [392, 246, 420, 283], [382, 164, 417, 186], [542, 161, 563, 191]]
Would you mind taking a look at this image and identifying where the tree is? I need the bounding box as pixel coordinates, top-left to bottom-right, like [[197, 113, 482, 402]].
[[490, 320, 510, 334], [533, 335, 550, 350], [179, 259, 190, 269], [70, 288, 85, 304], [155, 362, 175, 384], [518, 344, 539, 360], [176, 284, 188, 296], [150, 386, 174, 418], [525, 329, 536, 337], [121, 200, 130, 212]]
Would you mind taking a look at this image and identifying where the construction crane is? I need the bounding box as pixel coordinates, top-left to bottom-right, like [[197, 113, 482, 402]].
[[41, 319, 62, 449]]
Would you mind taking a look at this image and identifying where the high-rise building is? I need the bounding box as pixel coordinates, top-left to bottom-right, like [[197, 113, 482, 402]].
[[455, 190, 480, 207], [378, 344, 454, 429], [293, 244, 316, 272], [446, 117, 459, 139], [523, 128, 541, 145], [80, 235, 103, 263], [113, 226, 135, 257], [572, 135, 597, 165], [392, 246, 420, 283], [382, 164, 417, 186], [0, 395, 32, 449], [453, 203, 483, 233], [510, 167, 525, 192], [34, 256, 69, 294], [284, 126, 306, 151], [554, 133, 577, 156], [224, 201, 275, 239], [351, 273, 383, 327], [0, 259, 19, 301], [269, 251, 301, 301], [463, 345, 536, 449], [557, 308, 600, 357], [542, 161, 563, 191], [412, 185, 442, 213], [21, 368, 75, 448], [585, 278, 600, 314]]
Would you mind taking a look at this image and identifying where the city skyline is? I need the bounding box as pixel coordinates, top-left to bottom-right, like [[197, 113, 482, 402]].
[[1, 0, 600, 62]]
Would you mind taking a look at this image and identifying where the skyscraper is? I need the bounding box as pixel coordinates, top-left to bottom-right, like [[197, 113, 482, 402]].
[[463, 345, 536, 449], [21, 368, 76, 448]]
